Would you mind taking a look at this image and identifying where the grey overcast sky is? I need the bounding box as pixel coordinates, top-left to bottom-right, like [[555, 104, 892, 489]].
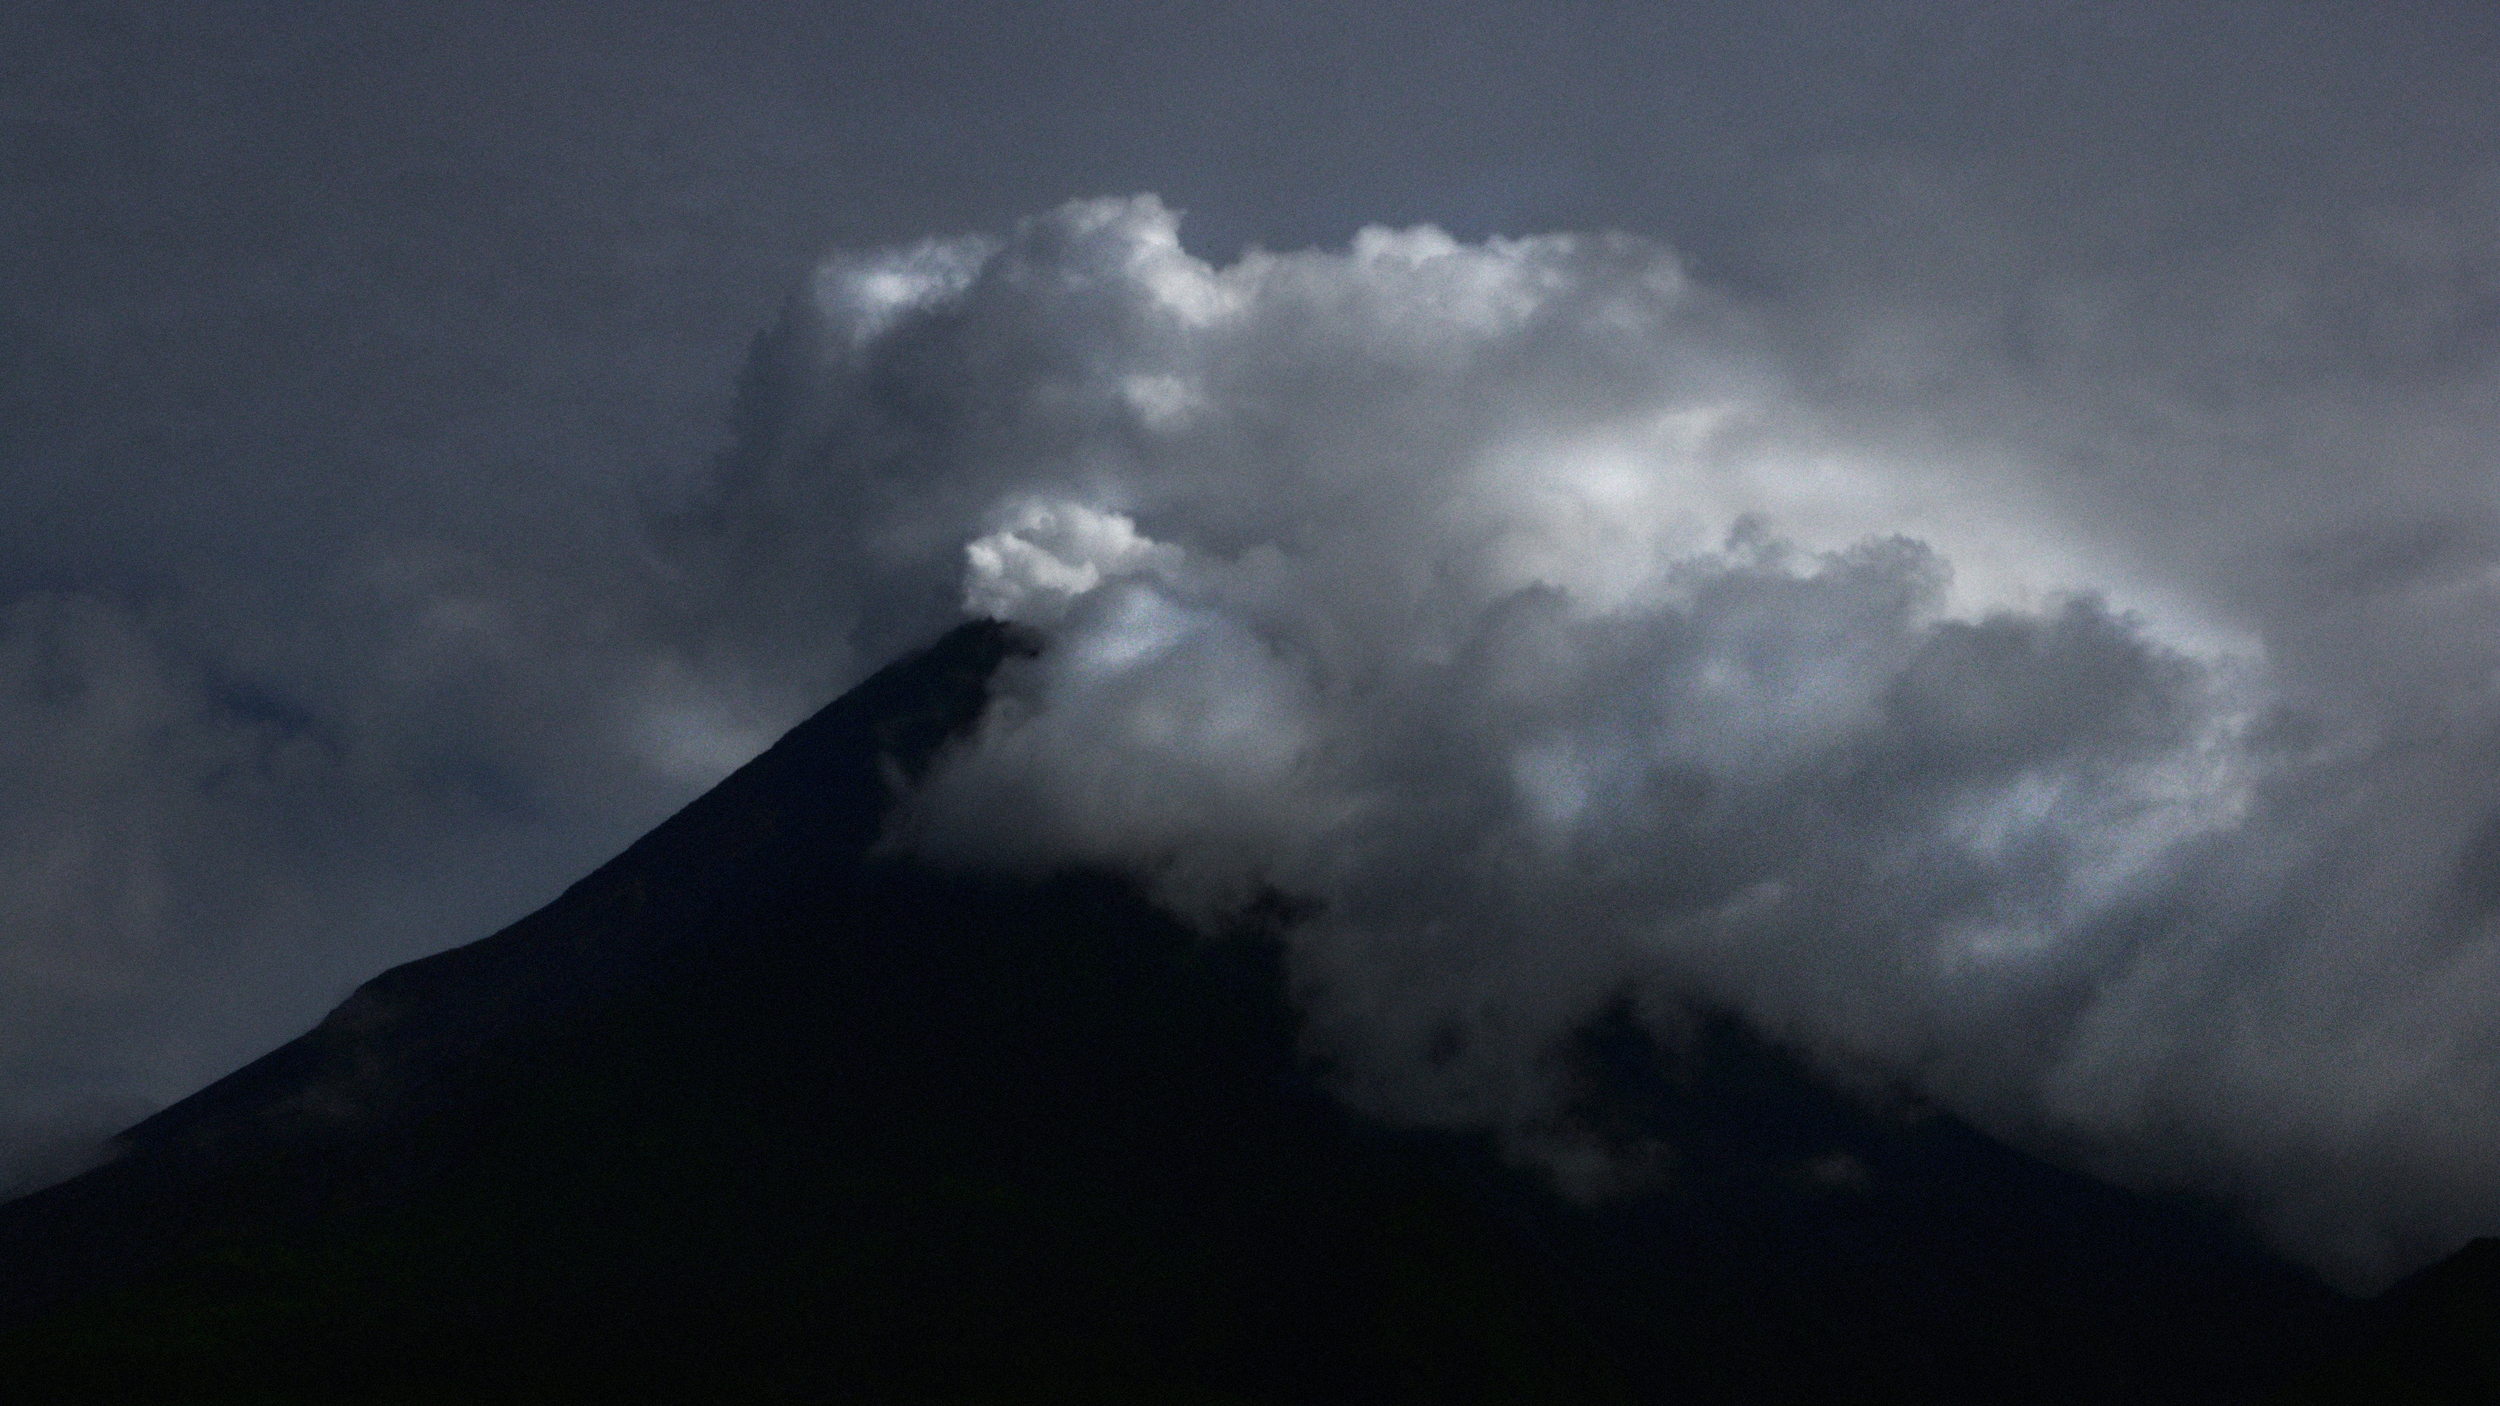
[[6, 1, 2500, 1287]]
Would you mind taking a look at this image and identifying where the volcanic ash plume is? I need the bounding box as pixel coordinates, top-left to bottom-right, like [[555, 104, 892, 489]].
[[684, 195, 2500, 1289]]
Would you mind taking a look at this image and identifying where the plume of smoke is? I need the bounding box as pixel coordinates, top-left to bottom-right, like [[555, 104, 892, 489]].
[[687, 195, 2500, 1289]]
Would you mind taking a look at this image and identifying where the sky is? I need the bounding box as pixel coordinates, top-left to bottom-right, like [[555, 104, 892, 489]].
[[5, 0, 2500, 1289]]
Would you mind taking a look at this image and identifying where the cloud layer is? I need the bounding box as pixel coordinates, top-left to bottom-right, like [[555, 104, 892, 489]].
[[676, 196, 2500, 1289]]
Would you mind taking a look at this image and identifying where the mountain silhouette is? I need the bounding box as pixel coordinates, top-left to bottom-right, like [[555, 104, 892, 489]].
[[0, 620, 2464, 1402]]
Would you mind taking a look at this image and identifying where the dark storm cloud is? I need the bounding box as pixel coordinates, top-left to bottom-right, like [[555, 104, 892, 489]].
[[4, 0, 2498, 1288]]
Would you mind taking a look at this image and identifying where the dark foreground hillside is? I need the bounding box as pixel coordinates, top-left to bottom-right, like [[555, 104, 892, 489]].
[[0, 620, 2467, 1402]]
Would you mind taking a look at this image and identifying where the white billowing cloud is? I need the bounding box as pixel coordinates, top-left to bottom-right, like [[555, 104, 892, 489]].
[[810, 235, 998, 353], [963, 501, 1188, 626], [677, 194, 2500, 1288]]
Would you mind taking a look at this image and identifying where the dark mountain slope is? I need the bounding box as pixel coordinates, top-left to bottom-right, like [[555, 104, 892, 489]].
[[0, 620, 1034, 1331], [0, 621, 1622, 1402], [2274, 1237, 2500, 1404], [0, 621, 2374, 1402]]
